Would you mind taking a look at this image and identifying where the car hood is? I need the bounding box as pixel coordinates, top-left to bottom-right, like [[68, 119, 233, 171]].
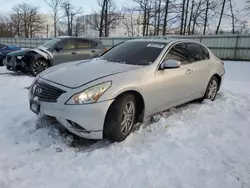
[[7, 49, 31, 56], [39, 58, 142, 88], [7, 45, 22, 50]]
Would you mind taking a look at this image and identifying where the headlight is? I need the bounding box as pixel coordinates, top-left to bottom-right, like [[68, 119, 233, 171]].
[[66, 81, 112, 105]]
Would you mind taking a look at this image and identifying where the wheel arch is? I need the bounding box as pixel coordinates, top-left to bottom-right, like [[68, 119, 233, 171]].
[[25, 52, 52, 66], [108, 90, 145, 123], [212, 73, 222, 91]]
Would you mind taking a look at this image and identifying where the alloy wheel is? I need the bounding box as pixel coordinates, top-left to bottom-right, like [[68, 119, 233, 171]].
[[121, 101, 135, 136], [207, 80, 218, 100], [33, 61, 48, 75]]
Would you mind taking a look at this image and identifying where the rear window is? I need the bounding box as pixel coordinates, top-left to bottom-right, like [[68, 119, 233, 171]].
[[100, 41, 167, 66]]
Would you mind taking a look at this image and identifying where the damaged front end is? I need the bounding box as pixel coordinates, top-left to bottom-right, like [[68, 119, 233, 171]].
[[5, 49, 31, 72]]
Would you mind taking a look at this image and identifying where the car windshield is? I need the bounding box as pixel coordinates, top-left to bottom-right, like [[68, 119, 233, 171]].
[[100, 41, 167, 66], [39, 38, 61, 49]]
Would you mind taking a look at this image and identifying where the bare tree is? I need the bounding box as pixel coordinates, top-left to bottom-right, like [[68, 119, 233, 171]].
[[180, 0, 186, 35], [162, 0, 170, 35], [183, 0, 190, 34], [87, 0, 123, 37], [0, 16, 14, 37], [132, 0, 153, 36], [11, 3, 44, 38], [203, 0, 209, 34], [187, 0, 194, 34], [61, 1, 83, 36], [73, 17, 84, 36], [44, 0, 63, 37], [123, 7, 141, 36], [228, 0, 235, 34], [215, 0, 226, 34]]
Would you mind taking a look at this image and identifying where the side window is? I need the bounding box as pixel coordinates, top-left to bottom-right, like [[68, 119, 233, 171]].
[[201, 45, 210, 59], [89, 40, 99, 48], [75, 39, 91, 49], [187, 43, 209, 62], [164, 43, 189, 65], [58, 39, 75, 50]]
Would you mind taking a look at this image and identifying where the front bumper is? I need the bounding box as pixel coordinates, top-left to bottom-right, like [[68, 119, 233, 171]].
[[28, 80, 114, 139], [5, 55, 26, 71]]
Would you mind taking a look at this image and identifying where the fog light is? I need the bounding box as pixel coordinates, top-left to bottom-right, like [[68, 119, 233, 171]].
[[66, 120, 90, 133]]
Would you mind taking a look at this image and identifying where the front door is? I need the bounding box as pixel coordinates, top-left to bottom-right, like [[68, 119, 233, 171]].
[[53, 38, 78, 65], [148, 42, 196, 114]]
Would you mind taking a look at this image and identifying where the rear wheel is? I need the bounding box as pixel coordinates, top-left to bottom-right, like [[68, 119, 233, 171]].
[[30, 59, 49, 77], [203, 76, 219, 101], [104, 94, 137, 142]]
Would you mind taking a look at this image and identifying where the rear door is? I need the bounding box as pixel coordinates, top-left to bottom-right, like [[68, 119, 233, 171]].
[[53, 38, 77, 65], [185, 42, 211, 96], [74, 39, 98, 60]]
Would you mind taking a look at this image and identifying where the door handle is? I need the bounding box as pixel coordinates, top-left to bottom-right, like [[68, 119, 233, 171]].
[[208, 64, 212, 67], [71, 52, 77, 55], [185, 69, 193, 74], [91, 50, 96, 53]]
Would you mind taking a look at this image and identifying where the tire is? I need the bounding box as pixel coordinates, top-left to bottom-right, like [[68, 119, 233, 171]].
[[104, 94, 137, 142], [30, 59, 49, 77], [203, 76, 219, 101]]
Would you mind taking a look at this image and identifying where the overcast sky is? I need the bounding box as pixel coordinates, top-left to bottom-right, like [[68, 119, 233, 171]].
[[1, 0, 133, 14], [0, 0, 245, 15]]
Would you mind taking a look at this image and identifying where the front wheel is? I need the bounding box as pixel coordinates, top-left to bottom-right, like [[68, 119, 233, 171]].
[[30, 59, 49, 77], [203, 76, 219, 101], [104, 94, 137, 142]]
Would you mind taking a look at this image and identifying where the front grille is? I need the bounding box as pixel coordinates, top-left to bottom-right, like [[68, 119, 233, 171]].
[[32, 80, 66, 102]]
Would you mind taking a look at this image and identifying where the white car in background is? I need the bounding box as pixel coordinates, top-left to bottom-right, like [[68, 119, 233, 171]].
[[28, 38, 225, 142]]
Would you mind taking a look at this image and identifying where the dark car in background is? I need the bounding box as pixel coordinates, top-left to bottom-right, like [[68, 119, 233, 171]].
[[0, 43, 22, 66], [5, 36, 107, 76]]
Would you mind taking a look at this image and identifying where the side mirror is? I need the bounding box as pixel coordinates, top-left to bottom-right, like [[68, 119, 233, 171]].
[[55, 45, 62, 52], [160, 59, 181, 70]]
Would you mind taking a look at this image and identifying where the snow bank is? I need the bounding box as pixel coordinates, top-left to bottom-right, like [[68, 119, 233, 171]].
[[0, 61, 250, 188]]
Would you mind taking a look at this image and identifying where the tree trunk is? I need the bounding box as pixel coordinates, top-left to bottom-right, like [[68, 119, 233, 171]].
[[146, 6, 151, 36], [99, 0, 106, 37], [54, 13, 57, 37], [180, 0, 186, 35], [156, 0, 162, 35], [229, 0, 235, 34], [215, 0, 226, 34], [187, 0, 194, 35], [67, 15, 70, 36], [203, 0, 209, 35], [163, 0, 169, 35], [70, 13, 73, 36], [142, 5, 148, 36], [183, 0, 190, 35], [104, 0, 108, 37], [153, 0, 157, 35], [192, 18, 196, 34]]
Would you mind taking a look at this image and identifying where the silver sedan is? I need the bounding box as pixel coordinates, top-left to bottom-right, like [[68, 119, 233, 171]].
[[28, 38, 225, 142]]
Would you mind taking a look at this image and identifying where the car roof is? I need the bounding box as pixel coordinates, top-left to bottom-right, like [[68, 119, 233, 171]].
[[126, 38, 203, 45], [56, 36, 100, 42]]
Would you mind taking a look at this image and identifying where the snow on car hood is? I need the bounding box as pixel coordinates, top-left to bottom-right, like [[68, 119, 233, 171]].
[[39, 58, 142, 88]]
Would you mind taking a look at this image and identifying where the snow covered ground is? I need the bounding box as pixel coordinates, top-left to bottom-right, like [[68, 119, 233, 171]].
[[0, 61, 250, 188]]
